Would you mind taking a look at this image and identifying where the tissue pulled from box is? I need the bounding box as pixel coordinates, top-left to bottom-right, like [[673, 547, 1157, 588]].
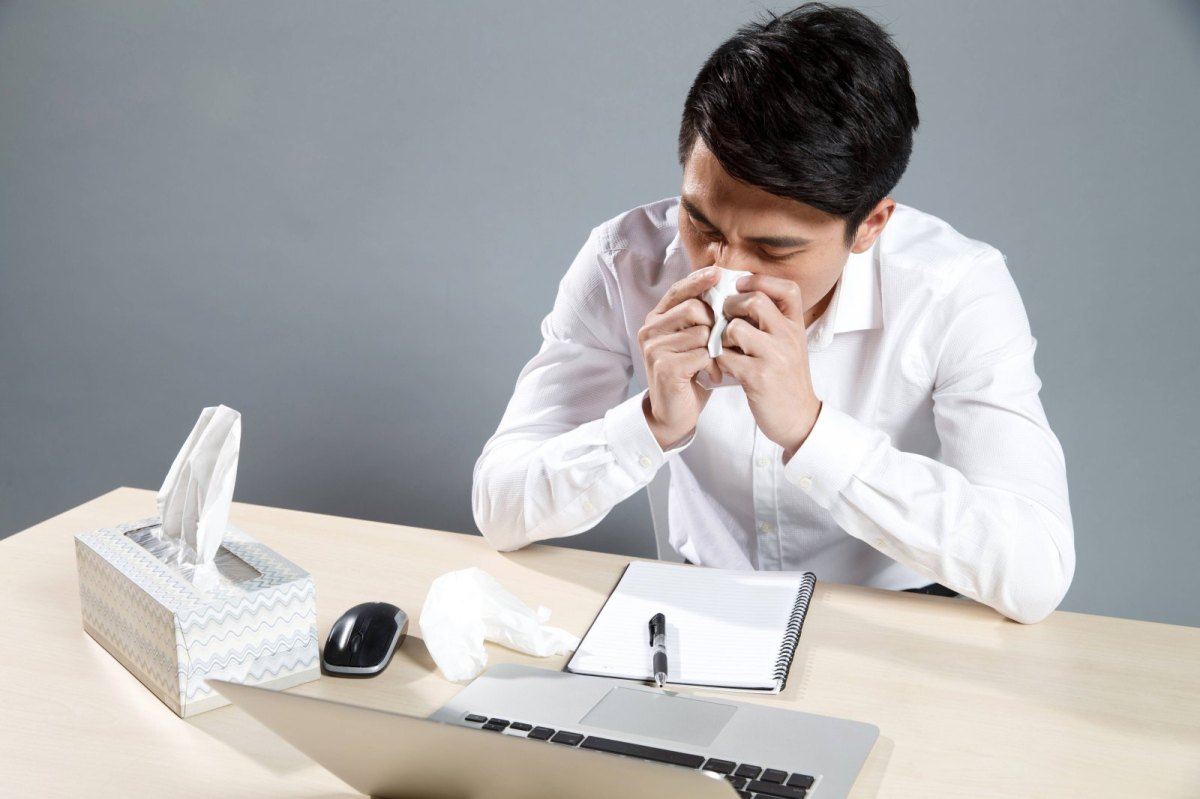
[[420, 568, 580, 682], [154, 405, 241, 585]]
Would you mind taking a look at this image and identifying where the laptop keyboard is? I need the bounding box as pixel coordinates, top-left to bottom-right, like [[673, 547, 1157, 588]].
[[462, 713, 818, 798]]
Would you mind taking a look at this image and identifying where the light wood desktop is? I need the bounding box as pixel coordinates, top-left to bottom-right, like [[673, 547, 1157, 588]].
[[1, 488, 1197, 798]]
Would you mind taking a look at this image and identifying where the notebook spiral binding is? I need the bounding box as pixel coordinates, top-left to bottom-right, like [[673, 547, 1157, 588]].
[[772, 572, 817, 689]]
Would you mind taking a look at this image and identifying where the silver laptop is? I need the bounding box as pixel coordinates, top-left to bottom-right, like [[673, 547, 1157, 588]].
[[211, 663, 876, 799]]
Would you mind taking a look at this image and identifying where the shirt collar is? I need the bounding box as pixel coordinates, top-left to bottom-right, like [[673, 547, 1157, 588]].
[[808, 245, 883, 350]]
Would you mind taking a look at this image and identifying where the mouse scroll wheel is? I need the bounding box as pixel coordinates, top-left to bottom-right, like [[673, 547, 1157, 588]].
[[350, 632, 363, 656]]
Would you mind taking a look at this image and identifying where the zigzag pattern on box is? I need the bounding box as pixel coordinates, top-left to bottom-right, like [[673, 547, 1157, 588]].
[[76, 518, 320, 718], [178, 582, 316, 629], [182, 649, 321, 703], [76, 540, 179, 700], [184, 630, 319, 674], [180, 611, 316, 648], [81, 581, 176, 677], [176, 602, 314, 657], [81, 519, 312, 613]]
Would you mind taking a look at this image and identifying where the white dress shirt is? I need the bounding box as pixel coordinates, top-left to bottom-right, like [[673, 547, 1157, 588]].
[[473, 197, 1074, 623]]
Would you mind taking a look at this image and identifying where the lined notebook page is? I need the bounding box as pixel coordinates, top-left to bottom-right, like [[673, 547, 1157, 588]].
[[566, 561, 813, 691]]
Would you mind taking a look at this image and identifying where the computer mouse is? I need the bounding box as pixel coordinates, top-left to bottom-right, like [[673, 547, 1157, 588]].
[[322, 601, 409, 677]]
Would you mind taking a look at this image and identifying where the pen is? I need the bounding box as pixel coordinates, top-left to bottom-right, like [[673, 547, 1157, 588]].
[[648, 612, 668, 688]]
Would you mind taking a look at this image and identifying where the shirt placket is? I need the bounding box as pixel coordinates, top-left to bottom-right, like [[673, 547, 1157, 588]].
[[751, 428, 782, 569]]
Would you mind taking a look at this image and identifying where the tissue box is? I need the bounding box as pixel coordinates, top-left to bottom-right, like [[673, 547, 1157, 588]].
[[75, 516, 320, 717]]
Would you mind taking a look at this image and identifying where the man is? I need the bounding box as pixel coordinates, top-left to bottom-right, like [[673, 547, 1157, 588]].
[[472, 4, 1073, 624]]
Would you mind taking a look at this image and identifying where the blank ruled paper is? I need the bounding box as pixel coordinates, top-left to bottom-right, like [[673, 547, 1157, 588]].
[[566, 561, 815, 692]]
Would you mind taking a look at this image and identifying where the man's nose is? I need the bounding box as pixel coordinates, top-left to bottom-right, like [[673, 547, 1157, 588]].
[[712, 241, 746, 271], [711, 240, 729, 268]]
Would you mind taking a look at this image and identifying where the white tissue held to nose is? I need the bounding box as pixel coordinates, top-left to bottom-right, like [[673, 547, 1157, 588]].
[[704, 268, 754, 358], [419, 567, 581, 682]]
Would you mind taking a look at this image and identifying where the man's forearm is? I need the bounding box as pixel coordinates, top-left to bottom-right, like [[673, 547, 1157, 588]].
[[785, 405, 1075, 623], [473, 392, 671, 551]]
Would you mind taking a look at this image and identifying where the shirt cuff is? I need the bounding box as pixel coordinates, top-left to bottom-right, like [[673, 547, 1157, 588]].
[[783, 404, 884, 508], [603, 390, 693, 479]]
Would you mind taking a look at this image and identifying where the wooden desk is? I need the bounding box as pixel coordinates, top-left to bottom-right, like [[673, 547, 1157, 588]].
[[2, 488, 1197, 798]]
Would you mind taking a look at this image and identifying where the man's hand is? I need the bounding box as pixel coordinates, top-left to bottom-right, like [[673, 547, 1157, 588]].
[[638, 267, 722, 449], [716, 274, 822, 462]]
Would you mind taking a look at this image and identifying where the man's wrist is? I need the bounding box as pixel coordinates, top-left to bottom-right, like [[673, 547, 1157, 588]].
[[782, 401, 822, 464], [642, 394, 693, 451]]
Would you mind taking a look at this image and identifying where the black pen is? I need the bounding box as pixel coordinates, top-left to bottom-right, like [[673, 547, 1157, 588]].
[[648, 612, 668, 688]]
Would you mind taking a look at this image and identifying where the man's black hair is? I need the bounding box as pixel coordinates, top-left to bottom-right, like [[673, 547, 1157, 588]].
[[678, 3, 919, 242]]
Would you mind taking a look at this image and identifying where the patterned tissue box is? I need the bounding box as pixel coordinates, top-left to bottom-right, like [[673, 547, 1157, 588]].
[[75, 516, 320, 718]]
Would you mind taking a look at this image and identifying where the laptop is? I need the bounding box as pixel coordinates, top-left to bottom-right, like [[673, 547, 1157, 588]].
[[210, 663, 877, 799]]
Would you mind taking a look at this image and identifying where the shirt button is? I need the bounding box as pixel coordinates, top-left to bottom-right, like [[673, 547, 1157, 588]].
[[638, 455, 653, 468], [758, 522, 774, 534], [756, 456, 770, 467], [874, 538, 886, 549], [798, 476, 813, 490], [582, 500, 595, 513]]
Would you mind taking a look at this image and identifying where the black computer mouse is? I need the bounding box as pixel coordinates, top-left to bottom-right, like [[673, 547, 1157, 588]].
[[322, 601, 409, 677]]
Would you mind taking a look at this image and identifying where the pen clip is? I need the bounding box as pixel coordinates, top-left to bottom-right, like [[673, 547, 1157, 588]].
[[648, 612, 664, 644]]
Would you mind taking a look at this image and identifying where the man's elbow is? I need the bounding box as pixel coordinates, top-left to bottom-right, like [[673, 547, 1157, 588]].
[[998, 522, 1075, 625], [1003, 573, 1071, 624], [471, 474, 538, 553], [472, 497, 530, 553]]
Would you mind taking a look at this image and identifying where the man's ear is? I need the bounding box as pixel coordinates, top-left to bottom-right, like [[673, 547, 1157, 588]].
[[850, 198, 896, 253]]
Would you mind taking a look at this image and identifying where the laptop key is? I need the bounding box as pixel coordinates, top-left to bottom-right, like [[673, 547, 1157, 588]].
[[786, 774, 816, 789], [481, 722, 507, 732], [725, 776, 747, 790], [702, 758, 736, 775], [734, 764, 762, 779], [760, 768, 787, 783], [550, 731, 584, 746], [526, 727, 555, 741], [487, 718, 510, 728], [746, 780, 806, 799], [579, 736, 705, 769], [464, 714, 487, 724], [510, 722, 533, 732], [736, 792, 752, 799]]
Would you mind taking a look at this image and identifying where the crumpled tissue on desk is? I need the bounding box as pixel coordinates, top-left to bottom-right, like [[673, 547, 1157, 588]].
[[419, 567, 580, 682]]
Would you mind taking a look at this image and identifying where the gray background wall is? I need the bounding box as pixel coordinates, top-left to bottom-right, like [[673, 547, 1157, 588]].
[[2, 1, 1197, 627]]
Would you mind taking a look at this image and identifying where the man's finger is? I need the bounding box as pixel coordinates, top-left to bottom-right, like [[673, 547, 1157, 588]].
[[657, 297, 715, 332], [653, 266, 721, 315], [672, 346, 715, 380], [722, 291, 787, 334], [714, 348, 754, 383], [653, 326, 711, 354], [722, 316, 769, 357], [734, 273, 806, 324]]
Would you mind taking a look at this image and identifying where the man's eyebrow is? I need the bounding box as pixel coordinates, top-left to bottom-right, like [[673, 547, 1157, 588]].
[[746, 233, 812, 248], [680, 197, 811, 248], [680, 197, 717, 230]]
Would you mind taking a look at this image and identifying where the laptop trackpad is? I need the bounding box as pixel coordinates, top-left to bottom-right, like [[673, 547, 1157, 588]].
[[579, 687, 737, 748]]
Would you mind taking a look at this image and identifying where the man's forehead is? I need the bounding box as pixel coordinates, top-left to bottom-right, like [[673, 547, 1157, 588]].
[[680, 138, 842, 235]]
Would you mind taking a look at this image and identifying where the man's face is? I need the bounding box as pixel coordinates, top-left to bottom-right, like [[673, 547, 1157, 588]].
[[678, 138, 886, 324]]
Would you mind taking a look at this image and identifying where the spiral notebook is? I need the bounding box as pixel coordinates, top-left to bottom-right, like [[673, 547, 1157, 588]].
[[566, 561, 816, 693]]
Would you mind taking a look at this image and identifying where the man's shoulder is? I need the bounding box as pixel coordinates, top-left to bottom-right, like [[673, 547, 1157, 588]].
[[881, 204, 1003, 296], [590, 196, 681, 257]]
